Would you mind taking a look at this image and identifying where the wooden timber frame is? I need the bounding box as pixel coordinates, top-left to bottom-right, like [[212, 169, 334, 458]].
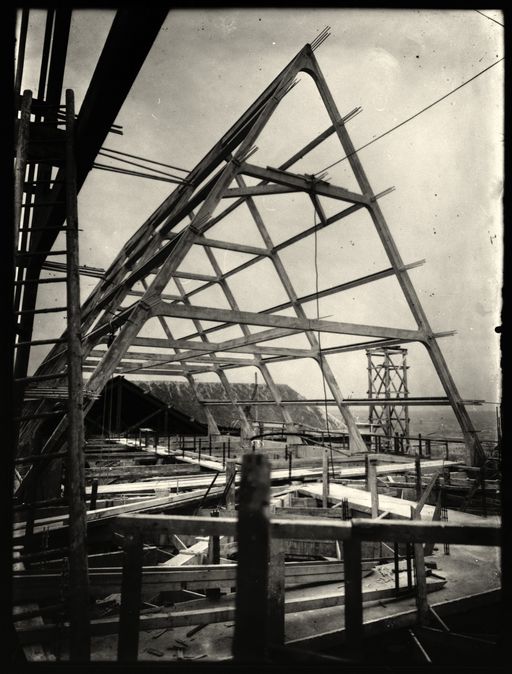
[[112, 454, 500, 662], [16, 34, 485, 507]]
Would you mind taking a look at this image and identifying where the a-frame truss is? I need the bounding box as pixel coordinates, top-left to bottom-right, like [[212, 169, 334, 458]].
[[18, 43, 485, 491]]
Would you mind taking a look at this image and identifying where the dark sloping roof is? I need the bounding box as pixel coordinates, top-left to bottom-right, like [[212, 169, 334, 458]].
[[85, 376, 206, 435]]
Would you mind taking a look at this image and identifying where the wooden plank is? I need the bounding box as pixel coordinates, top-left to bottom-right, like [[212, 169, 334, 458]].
[[85, 464, 200, 479], [113, 512, 500, 545], [233, 454, 271, 660], [15, 578, 447, 645], [160, 540, 209, 567], [13, 560, 349, 601], [13, 488, 225, 538], [287, 588, 500, 651]]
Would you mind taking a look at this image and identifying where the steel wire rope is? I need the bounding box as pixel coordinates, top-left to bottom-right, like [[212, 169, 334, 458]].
[[312, 201, 336, 478], [314, 56, 503, 176]]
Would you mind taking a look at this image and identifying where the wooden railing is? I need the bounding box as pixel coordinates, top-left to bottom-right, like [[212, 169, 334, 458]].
[[113, 454, 500, 662]]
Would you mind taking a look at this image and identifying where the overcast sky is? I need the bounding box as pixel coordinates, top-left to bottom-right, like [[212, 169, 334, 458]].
[[18, 8, 503, 408]]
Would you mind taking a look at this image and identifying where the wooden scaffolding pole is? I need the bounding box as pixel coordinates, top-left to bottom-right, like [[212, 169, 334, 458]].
[[65, 89, 90, 660]]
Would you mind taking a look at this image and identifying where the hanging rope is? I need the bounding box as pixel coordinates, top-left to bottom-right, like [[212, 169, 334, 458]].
[[312, 197, 335, 476]]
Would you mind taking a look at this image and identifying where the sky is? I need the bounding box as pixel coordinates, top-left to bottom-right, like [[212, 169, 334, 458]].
[[17, 8, 504, 410]]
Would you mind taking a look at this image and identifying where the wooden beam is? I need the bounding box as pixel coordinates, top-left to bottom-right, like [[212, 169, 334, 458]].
[[113, 514, 500, 546], [13, 560, 348, 601], [322, 449, 329, 508], [414, 472, 441, 516], [223, 184, 299, 198], [264, 260, 425, 314], [14, 579, 448, 644], [195, 236, 269, 257], [411, 507, 429, 625], [367, 456, 379, 518], [64, 89, 91, 661], [240, 162, 369, 205], [307, 48, 484, 466], [153, 301, 425, 342], [196, 397, 465, 407]]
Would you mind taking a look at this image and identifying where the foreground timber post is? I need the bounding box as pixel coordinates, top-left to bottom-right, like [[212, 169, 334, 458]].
[[118, 530, 144, 661], [65, 89, 90, 660], [233, 454, 271, 661], [267, 537, 286, 648], [225, 460, 237, 508], [410, 506, 429, 624], [343, 537, 363, 653]]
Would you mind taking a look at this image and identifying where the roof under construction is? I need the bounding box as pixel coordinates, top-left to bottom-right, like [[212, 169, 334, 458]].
[[11, 7, 503, 667]]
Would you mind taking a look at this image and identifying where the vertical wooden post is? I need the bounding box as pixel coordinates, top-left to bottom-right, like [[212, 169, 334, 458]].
[[406, 543, 413, 589], [322, 447, 329, 508], [65, 89, 90, 661], [343, 537, 363, 653], [394, 542, 400, 595], [367, 456, 379, 518], [233, 454, 271, 662], [222, 442, 226, 467], [415, 455, 422, 502], [206, 511, 221, 600], [411, 506, 429, 625], [225, 460, 236, 508], [89, 479, 98, 511], [14, 90, 32, 243], [267, 537, 286, 648], [424, 485, 442, 556], [418, 433, 423, 457], [117, 530, 144, 662], [288, 450, 292, 484]]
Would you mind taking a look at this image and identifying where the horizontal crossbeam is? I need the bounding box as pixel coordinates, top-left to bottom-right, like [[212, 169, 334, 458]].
[[152, 300, 426, 342], [197, 397, 484, 407]]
